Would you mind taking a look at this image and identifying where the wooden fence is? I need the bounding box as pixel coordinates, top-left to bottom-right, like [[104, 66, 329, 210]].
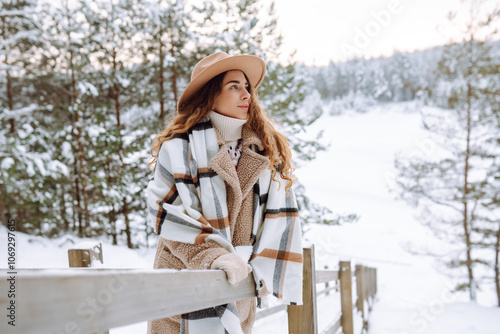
[[0, 244, 376, 334], [255, 245, 377, 334]]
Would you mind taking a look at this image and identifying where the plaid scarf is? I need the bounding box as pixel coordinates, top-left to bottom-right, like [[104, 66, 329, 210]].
[[147, 118, 303, 334]]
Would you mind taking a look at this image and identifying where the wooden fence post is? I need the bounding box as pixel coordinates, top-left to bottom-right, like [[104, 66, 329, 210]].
[[358, 265, 370, 331], [287, 246, 318, 334], [324, 265, 330, 296], [369, 267, 377, 310], [365, 268, 373, 297], [355, 265, 365, 319], [68, 243, 108, 334], [339, 260, 354, 334], [68, 243, 103, 268], [370, 268, 374, 297], [364, 268, 370, 309]]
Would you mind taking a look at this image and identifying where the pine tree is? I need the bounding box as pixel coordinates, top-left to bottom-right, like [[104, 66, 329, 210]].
[[35, 0, 97, 237], [394, 0, 500, 302], [0, 0, 61, 232], [80, 0, 151, 247], [388, 52, 419, 101], [141, 0, 194, 124]]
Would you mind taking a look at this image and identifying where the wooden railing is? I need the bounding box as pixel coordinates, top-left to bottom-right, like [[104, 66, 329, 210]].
[[0, 244, 376, 334], [285, 245, 377, 334]]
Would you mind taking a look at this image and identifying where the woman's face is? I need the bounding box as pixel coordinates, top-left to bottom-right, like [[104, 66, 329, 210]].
[[213, 70, 251, 120]]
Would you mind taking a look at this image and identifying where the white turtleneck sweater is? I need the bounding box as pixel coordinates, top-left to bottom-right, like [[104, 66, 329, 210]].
[[208, 111, 247, 168]]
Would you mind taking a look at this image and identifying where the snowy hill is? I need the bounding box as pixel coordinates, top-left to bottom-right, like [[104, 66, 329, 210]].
[[2, 101, 499, 333]]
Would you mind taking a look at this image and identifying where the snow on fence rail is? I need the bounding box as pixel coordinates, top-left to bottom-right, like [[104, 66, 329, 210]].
[[0, 245, 376, 334]]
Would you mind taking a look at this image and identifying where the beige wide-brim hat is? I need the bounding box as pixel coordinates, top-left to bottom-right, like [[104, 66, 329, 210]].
[[178, 51, 266, 109]]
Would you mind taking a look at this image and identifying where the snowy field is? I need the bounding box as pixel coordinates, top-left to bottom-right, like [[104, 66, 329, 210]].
[[2, 101, 499, 333]]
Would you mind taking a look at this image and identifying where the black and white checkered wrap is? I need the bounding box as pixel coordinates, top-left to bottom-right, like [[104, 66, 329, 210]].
[[147, 118, 303, 334]]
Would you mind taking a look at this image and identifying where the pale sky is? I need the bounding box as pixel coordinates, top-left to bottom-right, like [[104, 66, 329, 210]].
[[273, 0, 490, 65]]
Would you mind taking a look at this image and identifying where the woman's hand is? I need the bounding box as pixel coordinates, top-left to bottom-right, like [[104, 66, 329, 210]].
[[211, 253, 252, 286]]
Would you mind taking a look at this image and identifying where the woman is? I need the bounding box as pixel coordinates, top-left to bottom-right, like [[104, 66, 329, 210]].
[[147, 52, 303, 334]]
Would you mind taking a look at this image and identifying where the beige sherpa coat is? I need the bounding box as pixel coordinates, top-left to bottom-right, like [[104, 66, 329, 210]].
[[148, 125, 270, 334]]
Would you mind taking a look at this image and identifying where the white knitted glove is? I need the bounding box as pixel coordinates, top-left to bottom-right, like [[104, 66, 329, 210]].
[[211, 253, 252, 286]]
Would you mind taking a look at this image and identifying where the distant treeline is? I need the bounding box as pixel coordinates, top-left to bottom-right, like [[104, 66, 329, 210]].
[[307, 41, 499, 104]]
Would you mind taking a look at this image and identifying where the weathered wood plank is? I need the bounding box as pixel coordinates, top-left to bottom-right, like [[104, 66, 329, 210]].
[[68, 243, 103, 268], [320, 316, 341, 334], [287, 246, 318, 334], [68, 243, 107, 334], [355, 265, 365, 318], [255, 304, 287, 320], [0, 269, 255, 334], [339, 261, 354, 334], [315, 269, 339, 284], [316, 285, 338, 297]]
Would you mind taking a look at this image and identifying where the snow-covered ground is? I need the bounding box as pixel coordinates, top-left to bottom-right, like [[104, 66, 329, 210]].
[[2, 101, 499, 333]]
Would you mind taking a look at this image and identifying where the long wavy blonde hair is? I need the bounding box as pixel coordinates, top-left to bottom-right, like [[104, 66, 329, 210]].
[[149, 71, 294, 190]]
